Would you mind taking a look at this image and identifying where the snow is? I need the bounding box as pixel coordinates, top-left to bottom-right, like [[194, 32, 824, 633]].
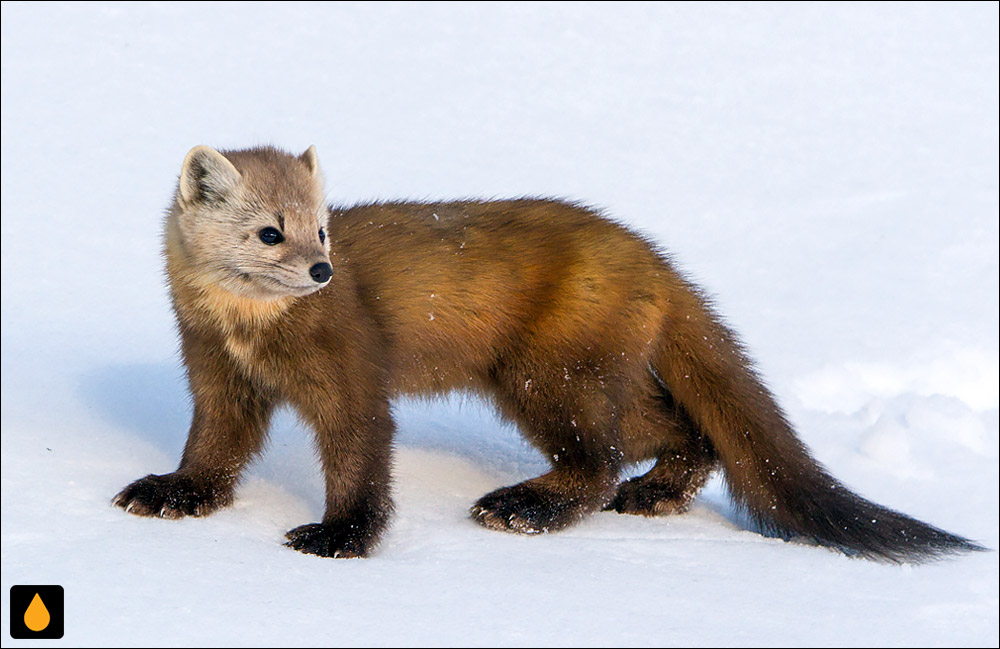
[[2, 2, 997, 646]]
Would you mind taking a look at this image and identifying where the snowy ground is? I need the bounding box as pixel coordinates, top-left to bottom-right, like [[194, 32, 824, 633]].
[[2, 2, 997, 646]]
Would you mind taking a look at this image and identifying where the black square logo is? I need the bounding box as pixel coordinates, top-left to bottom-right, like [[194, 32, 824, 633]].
[[9, 585, 64, 639]]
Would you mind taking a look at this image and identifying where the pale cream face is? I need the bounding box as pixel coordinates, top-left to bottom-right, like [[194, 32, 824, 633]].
[[169, 146, 331, 300]]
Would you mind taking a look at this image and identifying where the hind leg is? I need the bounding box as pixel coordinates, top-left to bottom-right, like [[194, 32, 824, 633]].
[[471, 469, 616, 534], [606, 451, 715, 516], [607, 381, 717, 516], [471, 363, 624, 534]]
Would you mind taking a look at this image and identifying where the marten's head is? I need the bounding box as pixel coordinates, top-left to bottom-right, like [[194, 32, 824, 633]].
[[169, 145, 332, 299]]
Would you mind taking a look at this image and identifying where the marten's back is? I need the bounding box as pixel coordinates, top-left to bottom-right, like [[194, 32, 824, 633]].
[[325, 199, 672, 396]]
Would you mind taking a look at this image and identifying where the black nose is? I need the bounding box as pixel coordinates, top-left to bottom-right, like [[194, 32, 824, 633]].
[[309, 262, 332, 284]]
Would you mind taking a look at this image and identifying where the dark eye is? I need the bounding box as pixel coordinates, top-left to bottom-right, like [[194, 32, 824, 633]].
[[259, 227, 284, 245], [319, 228, 326, 244]]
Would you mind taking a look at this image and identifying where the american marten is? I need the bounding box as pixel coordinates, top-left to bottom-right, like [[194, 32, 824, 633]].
[[114, 145, 982, 562]]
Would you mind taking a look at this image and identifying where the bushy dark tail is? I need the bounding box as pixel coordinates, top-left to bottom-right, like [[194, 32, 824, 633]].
[[653, 276, 984, 563]]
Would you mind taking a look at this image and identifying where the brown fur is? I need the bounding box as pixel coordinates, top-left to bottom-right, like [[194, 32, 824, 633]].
[[114, 146, 982, 561]]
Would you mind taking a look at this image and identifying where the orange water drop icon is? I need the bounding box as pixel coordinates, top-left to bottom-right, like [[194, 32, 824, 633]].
[[24, 592, 51, 632]]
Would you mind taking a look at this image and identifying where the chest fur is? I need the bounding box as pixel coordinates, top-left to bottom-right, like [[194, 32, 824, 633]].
[[177, 279, 293, 373]]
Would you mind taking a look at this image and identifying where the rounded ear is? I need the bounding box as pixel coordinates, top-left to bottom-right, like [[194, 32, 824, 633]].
[[178, 145, 242, 206], [299, 145, 323, 180]]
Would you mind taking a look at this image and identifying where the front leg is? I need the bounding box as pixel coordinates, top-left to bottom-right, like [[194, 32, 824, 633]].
[[282, 371, 395, 558], [114, 329, 276, 518]]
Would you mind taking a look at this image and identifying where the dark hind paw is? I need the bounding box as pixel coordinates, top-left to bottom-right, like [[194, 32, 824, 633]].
[[284, 522, 375, 558], [470, 482, 584, 534], [604, 477, 694, 516], [113, 472, 232, 519]]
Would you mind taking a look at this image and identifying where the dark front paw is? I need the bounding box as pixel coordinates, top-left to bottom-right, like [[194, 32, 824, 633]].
[[113, 472, 232, 519], [284, 522, 377, 558]]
